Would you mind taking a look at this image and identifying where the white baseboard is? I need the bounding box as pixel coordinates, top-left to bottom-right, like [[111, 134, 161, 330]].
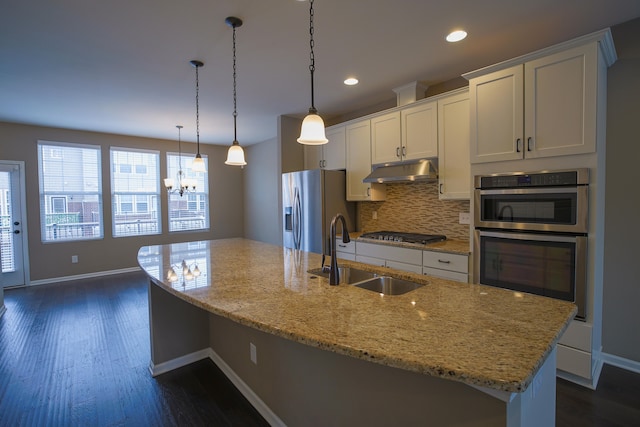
[[28, 267, 141, 287], [148, 348, 211, 377], [207, 348, 286, 427], [600, 352, 640, 375]]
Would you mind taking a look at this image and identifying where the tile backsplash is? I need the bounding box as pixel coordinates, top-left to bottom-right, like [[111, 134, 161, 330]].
[[358, 181, 470, 241]]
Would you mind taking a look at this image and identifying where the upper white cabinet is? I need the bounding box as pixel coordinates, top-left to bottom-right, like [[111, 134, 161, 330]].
[[371, 101, 438, 165], [467, 32, 615, 164], [437, 90, 470, 200], [401, 101, 438, 160], [304, 125, 346, 170], [345, 120, 386, 201]]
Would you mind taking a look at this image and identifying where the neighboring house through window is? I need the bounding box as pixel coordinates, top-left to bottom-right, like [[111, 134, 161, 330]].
[[166, 152, 209, 232]]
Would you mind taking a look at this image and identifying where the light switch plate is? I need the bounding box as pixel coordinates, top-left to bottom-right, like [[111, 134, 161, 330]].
[[459, 212, 470, 225]]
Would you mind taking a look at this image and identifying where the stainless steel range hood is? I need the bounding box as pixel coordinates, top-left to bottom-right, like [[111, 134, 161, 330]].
[[363, 159, 438, 183]]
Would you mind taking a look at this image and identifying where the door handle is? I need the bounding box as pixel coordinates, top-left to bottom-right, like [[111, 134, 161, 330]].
[[14, 221, 20, 226], [14, 230, 20, 234]]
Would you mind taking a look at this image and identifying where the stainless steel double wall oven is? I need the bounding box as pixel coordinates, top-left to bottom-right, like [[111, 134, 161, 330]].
[[473, 169, 589, 320]]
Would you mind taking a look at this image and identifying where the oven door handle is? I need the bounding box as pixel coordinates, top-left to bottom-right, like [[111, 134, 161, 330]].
[[477, 187, 580, 195]]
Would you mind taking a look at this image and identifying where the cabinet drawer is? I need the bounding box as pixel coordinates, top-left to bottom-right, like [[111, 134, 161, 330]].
[[355, 254, 386, 267], [423, 251, 469, 273], [357, 242, 422, 265], [423, 267, 468, 283], [559, 320, 592, 352], [557, 344, 592, 379], [335, 240, 355, 254], [387, 260, 423, 275], [336, 251, 355, 261]]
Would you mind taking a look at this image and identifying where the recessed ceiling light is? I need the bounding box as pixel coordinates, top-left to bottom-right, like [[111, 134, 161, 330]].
[[446, 30, 467, 43], [344, 77, 359, 86]]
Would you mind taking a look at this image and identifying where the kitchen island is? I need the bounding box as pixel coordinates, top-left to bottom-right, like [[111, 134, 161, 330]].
[[138, 238, 576, 427]]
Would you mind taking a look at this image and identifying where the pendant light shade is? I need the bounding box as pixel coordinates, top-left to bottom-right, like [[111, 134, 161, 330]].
[[298, 112, 327, 145], [190, 60, 207, 173], [225, 141, 246, 165], [224, 16, 247, 167], [297, 0, 328, 145]]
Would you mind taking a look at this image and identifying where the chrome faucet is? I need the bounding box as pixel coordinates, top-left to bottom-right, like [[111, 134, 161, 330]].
[[329, 213, 350, 285]]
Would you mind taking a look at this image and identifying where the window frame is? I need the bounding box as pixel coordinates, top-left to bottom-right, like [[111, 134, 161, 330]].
[[166, 152, 209, 233], [37, 140, 104, 243]]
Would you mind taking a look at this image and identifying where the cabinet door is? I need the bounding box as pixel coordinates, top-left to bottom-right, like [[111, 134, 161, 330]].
[[323, 125, 346, 170], [402, 101, 438, 161], [304, 145, 323, 170], [524, 43, 598, 158], [371, 111, 401, 164], [437, 91, 470, 200], [346, 120, 373, 201], [469, 65, 524, 163]]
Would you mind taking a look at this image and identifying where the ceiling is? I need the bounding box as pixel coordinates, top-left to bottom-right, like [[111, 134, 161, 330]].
[[1, 0, 639, 146]]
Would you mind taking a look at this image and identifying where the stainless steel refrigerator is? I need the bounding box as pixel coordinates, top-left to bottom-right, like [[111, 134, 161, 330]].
[[282, 169, 356, 255]]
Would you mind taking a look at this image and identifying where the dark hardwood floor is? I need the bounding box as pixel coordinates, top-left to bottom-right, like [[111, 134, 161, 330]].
[[1, 272, 639, 426]]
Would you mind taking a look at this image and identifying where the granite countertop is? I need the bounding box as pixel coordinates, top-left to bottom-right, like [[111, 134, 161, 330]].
[[137, 238, 576, 393]]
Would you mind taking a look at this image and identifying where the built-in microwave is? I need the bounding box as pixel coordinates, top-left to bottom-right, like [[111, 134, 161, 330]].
[[473, 169, 589, 320], [474, 169, 589, 233]]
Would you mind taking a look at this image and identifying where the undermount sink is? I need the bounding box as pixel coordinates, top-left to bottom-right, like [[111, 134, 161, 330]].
[[352, 276, 424, 295], [308, 267, 424, 295]]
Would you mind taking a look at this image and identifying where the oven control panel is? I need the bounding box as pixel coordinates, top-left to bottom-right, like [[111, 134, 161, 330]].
[[476, 169, 589, 189]]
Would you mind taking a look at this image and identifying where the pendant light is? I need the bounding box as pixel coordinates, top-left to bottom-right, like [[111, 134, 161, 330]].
[[190, 59, 207, 172], [224, 16, 247, 167], [164, 125, 196, 196], [297, 0, 328, 145]]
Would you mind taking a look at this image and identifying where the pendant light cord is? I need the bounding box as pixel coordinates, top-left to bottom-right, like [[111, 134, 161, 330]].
[[308, 0, 316, 113], [233, 23, 238, 143], [195, 64, 201, 154], [177, 125, 183, 172]]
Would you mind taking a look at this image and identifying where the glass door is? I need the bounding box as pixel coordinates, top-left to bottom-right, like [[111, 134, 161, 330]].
[[0, 161, 27, 288]]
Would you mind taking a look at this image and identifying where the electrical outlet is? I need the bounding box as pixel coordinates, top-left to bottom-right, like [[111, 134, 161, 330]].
[[71, 255, 78, 263], [250, 342, 257, 365], [372, 211, 377, 220], [459, 212, 470, 225]]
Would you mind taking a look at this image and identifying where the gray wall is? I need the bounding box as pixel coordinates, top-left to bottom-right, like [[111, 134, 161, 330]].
[[244, 137, 281, 246], [0, 121, 244, 281], [602, 18, 640, 363]]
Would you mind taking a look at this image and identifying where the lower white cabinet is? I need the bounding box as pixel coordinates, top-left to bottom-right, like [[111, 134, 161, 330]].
[[335, 240, 356, 261], [353, 242, 469, 280], [422, 251, 469, 282]]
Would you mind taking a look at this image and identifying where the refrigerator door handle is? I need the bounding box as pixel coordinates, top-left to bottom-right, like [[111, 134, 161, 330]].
[[293, 188, 302, 249]]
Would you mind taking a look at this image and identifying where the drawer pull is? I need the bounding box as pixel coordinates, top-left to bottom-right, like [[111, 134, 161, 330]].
[[338, 244, 347, 248], [438, 259, 451, 264]]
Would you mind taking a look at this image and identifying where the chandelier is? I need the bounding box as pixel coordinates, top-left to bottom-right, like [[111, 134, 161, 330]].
[[164, 125, 196, 196]]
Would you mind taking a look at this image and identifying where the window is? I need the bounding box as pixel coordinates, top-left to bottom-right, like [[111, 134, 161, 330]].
[[167, 153, 209, 232], [38, 141, 103, 242], [111, 148, 160, 237]]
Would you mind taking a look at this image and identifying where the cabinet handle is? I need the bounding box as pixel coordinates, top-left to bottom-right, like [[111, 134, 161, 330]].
[[367, 187, 371, 197], [402, 146, 406, 157], [516, 138, 522, 153], [338, 244, 347, 248], [438, 259, 451, 264], [439, 183, 444, 194], [527, 137, 533, 151], [396, 147, 400, 158], [319, 160, 322, 168]]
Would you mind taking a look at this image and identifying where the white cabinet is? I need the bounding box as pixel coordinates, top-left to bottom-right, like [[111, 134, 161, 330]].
[[468, 42, 602, 163], [304, 125, 346, 170], [437, 90, 470, 200], [371, 112, 401, 164], [370, 102, 438, 165], [356, 242, 423, 274], [335, 239, 356, 261], [422, 250, 469, 283], [346, 120, 386, 201], [401, 101, 438, 161]]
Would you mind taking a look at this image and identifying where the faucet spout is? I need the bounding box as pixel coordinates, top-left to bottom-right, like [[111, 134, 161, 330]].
[[329, 213, 350, 285]]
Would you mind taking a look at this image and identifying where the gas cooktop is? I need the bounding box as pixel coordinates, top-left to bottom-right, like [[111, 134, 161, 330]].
[[359, 231, 447, 245]]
